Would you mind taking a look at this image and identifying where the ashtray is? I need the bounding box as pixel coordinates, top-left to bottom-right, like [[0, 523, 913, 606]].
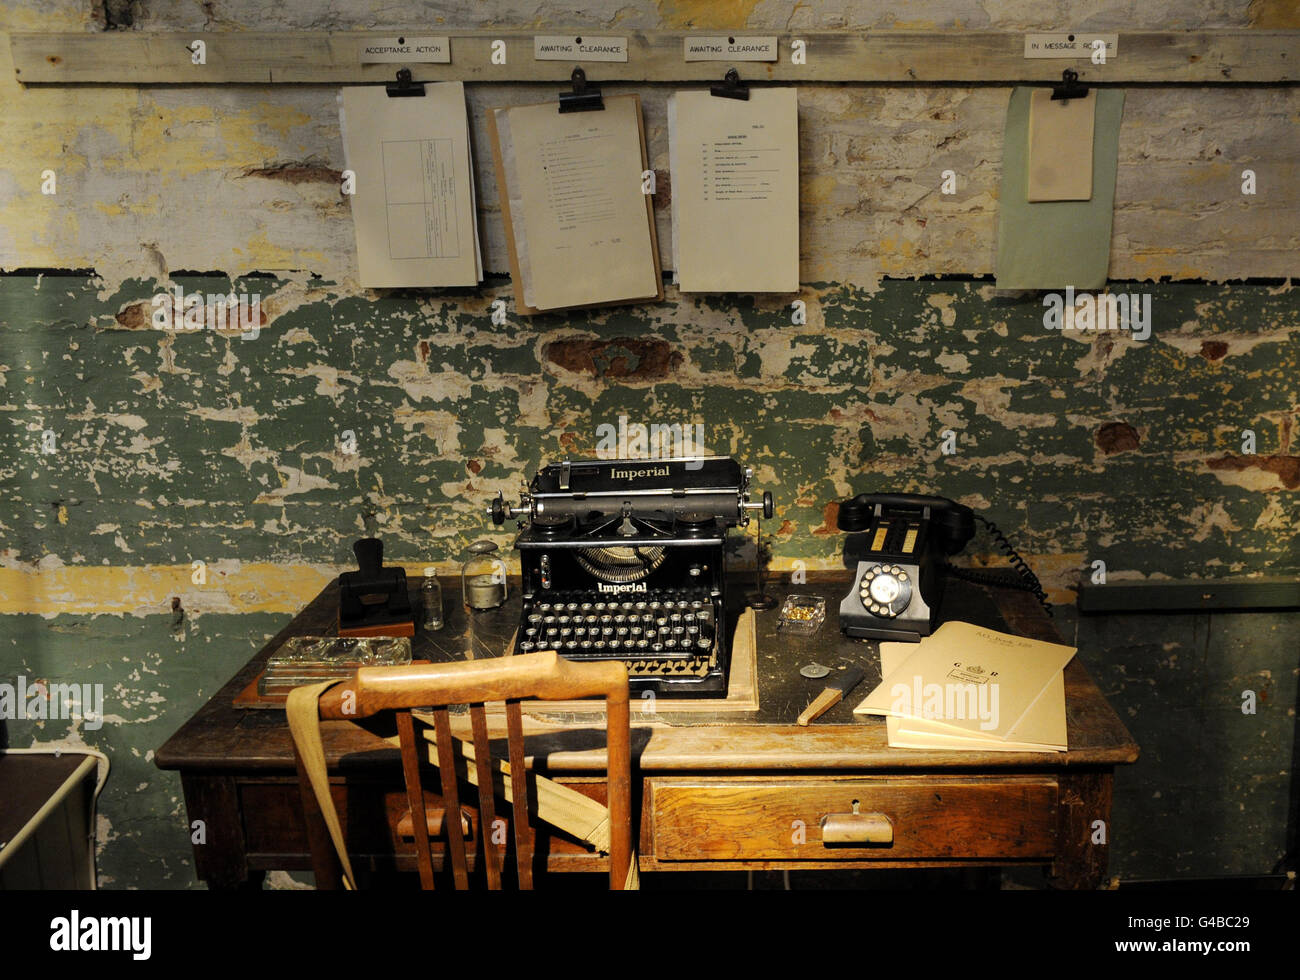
[[777, 595, 826, 635]]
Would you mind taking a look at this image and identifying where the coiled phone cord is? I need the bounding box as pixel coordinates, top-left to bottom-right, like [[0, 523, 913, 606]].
[[945, 514, 1053, 616]]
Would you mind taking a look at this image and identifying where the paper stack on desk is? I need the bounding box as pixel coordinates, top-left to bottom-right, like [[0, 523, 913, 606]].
[[853, 620, 1075, 752]]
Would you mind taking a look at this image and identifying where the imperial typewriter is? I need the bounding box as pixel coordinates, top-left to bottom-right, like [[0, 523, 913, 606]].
[[490, 456, 773, 696]]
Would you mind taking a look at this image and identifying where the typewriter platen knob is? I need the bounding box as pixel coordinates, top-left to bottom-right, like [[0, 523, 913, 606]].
[[741, 490, 775, 522], [489, 490, 530, 526]]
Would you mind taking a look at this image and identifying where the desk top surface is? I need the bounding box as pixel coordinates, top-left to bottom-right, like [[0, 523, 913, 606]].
[[155, 573, 1138, 774]]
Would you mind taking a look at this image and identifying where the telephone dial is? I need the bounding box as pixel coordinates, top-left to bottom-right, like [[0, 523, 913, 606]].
[[835, 492, 1049, 642]]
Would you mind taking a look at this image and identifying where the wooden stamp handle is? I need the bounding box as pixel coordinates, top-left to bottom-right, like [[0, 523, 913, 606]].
[[797, 688, 842, 726]]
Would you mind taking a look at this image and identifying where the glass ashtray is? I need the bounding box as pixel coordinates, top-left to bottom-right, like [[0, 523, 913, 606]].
[[777, 595, 826, 635], [268, 635, 412, 666], [258, 636, 412, 697]]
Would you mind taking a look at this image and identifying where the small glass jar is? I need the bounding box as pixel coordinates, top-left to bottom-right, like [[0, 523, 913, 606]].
[[421, 567, 444, 632], [461, 541, 507, 611]]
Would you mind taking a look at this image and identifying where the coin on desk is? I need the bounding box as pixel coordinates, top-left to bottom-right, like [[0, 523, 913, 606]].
[[799, 663, 831, 679]]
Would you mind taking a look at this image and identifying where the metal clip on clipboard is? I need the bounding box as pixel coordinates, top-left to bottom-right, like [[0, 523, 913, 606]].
[[559, 67, 604, 112], [710, 67, 750, 101], [1050, 68, 1089, 103], [386, 68, 426, 97]]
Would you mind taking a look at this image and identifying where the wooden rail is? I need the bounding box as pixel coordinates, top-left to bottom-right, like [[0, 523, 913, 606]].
[[10, 30, 1297, 85]]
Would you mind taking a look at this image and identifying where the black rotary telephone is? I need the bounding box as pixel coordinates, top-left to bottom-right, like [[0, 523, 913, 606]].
[[835, 493, 1049, 641]]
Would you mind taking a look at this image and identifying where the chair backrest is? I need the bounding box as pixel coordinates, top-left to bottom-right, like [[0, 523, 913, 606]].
[[289, 651, 632, 889]]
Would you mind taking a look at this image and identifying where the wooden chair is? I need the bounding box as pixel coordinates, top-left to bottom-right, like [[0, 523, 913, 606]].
[[287, 651, 633, 889]]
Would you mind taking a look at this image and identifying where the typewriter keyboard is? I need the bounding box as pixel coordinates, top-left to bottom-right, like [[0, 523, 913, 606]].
[[517, 591, 719, 677]]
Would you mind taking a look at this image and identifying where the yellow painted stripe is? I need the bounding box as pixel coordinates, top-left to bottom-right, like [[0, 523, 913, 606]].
[[0, 563, 339, 616], [0, 556, 1074, 615]]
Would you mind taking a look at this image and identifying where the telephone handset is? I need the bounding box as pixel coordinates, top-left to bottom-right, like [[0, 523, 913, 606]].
[[835, 492, 1048, 642]]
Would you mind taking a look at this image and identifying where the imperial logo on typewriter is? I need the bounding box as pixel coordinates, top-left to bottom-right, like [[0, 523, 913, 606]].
[[490, 455, 774, 697], [610, 465, 671, 481], [597, 581, 649, 594]]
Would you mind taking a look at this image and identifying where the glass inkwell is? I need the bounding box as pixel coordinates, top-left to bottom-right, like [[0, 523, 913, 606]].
[[460, 540, 507, 658]]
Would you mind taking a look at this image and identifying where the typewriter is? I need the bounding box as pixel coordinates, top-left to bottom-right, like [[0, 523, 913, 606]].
[[490, 456, 773, 696]]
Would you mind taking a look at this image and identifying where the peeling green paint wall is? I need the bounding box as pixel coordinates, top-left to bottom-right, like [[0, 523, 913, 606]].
[[0, 611, 284, 888], [3, 274, 1296, 578]]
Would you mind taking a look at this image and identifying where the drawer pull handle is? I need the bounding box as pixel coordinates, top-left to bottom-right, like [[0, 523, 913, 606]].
[[820, 812, 893, 845]]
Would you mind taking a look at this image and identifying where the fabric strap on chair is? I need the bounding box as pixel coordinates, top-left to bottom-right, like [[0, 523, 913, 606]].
[[285, 680, 639, 888], [286, 679, 359, 890]]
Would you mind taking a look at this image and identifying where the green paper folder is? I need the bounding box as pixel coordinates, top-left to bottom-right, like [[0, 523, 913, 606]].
[[995, 86, 1125, 290]]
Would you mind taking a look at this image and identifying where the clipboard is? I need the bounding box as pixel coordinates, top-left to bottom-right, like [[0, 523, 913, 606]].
[[486, 93, 663, 315]]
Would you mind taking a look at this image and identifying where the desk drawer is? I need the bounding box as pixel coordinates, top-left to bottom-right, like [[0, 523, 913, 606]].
[[647, 776, 1057, 862]]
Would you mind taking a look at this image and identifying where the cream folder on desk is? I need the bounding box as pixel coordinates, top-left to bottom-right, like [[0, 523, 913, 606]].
[[667, 88, 799, 293], [854, 620, 1074, 747], [878, 643, 1068, 752], [340, 82, 482, 288]]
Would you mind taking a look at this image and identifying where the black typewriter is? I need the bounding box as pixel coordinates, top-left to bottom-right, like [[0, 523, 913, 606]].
[[490, 457, 773, 696]]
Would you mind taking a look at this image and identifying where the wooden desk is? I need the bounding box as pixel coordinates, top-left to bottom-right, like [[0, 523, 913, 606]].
[[155, 574, 1138, 889]]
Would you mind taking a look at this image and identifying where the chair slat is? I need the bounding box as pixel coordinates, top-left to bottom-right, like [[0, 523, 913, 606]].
[[431, 706, 471, 889], [469, 703, 502, 889], [605, 695, 633, 889], [504, 698, 534, 889], [396, 711, 436, 889]]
